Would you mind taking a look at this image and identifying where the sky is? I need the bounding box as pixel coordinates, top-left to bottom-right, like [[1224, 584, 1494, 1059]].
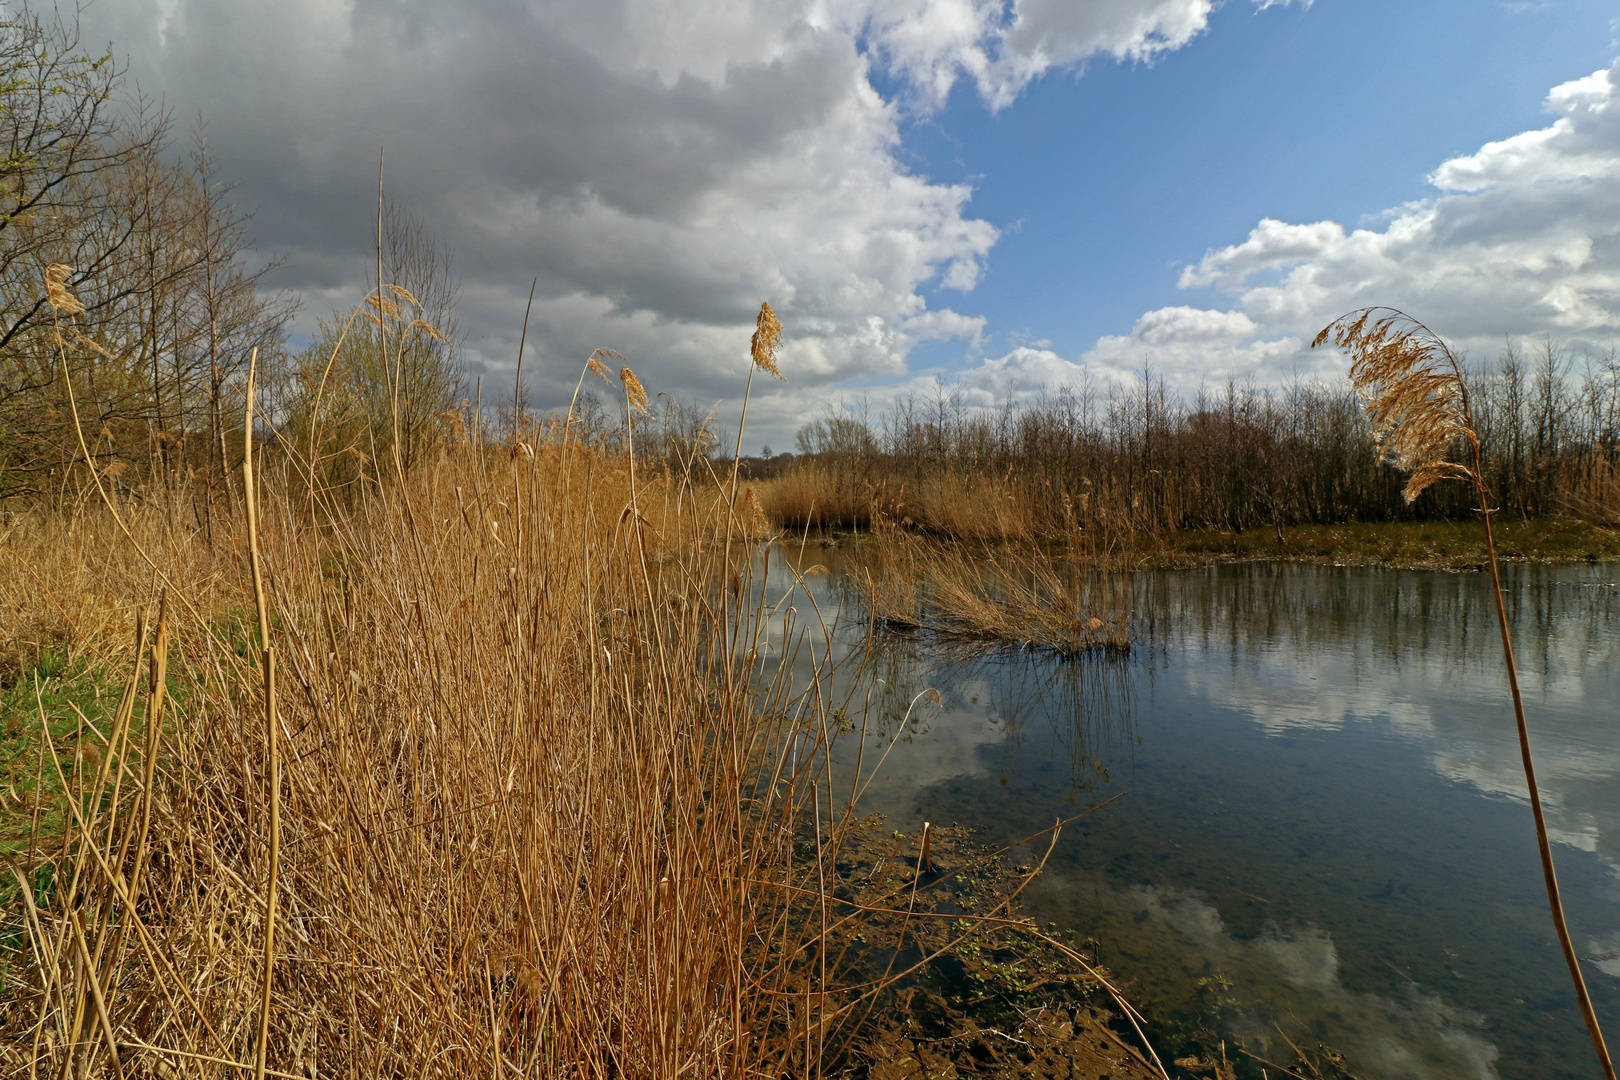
[[75, 0, 1620, 451]]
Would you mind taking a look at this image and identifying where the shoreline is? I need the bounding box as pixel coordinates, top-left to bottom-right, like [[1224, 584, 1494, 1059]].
[[783, 518, 1620, 573]]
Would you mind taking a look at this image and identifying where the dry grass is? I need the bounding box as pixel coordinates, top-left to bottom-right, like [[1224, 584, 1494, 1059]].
[[757, 465, 1172, 543], [0, 491, 235, 682], [0, 326, 902, 1076], [5, 426, 858, 1076], [848, 530, 1131, 654], [1562, 452, 1620, 525], [0, 372, 1146, 1077], [0, 277, 1170, 1078], [757, 467, 1040, 541]]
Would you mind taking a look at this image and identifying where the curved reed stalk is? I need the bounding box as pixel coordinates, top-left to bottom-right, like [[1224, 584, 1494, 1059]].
[[1316, 307, 1615, 1080]]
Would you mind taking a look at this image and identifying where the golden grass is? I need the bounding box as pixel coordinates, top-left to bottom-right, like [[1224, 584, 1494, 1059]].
[[0, 284, 1165, 1078], [0, 415, 1140, 1077], [1562, 452, 1620, 525], [0, 490, 234, 682], [0, 383, 915, 1077], [757, 467, 1039, 540], [849, 530, 1131, 654]]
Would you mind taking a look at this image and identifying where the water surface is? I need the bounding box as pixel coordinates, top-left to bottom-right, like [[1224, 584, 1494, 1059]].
[[762, 551, 1620, 1079]]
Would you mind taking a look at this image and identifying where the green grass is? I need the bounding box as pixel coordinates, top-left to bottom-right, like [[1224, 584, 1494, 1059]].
[[0, 650, 128, 863], [1142, 518, 1620, 569]]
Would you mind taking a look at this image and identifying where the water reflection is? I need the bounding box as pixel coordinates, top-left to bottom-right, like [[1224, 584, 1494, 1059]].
[[761, 550, 1620, 1078]]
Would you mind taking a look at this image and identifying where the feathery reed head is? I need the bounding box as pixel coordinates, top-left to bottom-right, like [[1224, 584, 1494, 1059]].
[[410, 318, 450, 345], [586, 348, 620, 386], [385, 283, 421, 308], [619, 366, 651, 416], [1313, 307, 1476, 503], [750, 302, 784, 380], [365, 294, 402, 319], [45, 264, 85, 317]]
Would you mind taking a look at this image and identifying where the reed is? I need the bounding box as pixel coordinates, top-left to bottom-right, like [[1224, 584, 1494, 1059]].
[[849, 529, 1131, 654], [2, 414, 830, 1075], [1316, 307, 1615, 1080], [0, 292, 1149, 1077], [754, 342, 1620, 541]]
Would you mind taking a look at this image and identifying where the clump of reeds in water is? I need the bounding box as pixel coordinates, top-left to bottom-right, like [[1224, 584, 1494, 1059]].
[[851, 525, 1131, 653]]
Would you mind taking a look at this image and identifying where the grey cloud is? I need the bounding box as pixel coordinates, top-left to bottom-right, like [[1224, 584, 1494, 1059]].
[[75, 0, 1254, 448]]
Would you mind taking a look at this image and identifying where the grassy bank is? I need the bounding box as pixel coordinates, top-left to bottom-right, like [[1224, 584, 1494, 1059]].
[[1139, 517, 1620, 569], [796, 517, 1620, 571], [0, 419, 854, 1075]]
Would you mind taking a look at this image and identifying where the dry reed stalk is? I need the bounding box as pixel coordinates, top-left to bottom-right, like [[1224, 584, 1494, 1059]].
[[851, 532, 1131, 654], [0, 289, 1150, 1078], [1561, 451, 1620, 524], [1317, 307, 1615, 1080], [242, 348, 281, 1080], [3, 369, 813, 1077]]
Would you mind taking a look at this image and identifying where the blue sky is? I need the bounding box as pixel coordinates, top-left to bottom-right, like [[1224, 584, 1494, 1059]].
[[896, 0, 1620, 378]]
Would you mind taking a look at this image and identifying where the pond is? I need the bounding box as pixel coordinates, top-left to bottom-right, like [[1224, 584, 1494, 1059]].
[[760, 548, 1620, 1079]]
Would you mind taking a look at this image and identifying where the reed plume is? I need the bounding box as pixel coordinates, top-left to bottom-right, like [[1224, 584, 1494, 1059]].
[[750, 301, 784, 380], [1316, 306, 1615, 1080], [44, 264, 85, 317], [619, 365, 652, 417]]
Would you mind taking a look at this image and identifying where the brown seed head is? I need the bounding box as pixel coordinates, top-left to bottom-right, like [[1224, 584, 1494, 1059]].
[[1313, 307, 1476, 503], [750, 302, 784, 380], [384, 283, 421, 308], [365, 295, 401, 319], [44, 264, 85, 317], [410, 318, 450, 344], [586, 349, 619, 385], [619, 367, 652, 416]]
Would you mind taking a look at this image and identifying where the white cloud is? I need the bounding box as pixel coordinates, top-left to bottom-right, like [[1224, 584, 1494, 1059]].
[[847, 0, 1228, 110], [1080, 58, 1620, 395], [1035, 875, 1501, 1076], [77, 0, 1274, 447], [1083, 305, 1309, 386], [957, 345, 1083, 402]]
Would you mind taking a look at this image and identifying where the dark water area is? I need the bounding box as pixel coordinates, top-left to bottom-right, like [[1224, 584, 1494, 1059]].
[[761, 550, 1620, 1079]]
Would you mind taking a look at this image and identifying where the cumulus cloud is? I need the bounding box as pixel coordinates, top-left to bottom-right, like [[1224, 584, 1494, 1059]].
[[1034, 876, 1502, 1077], [1080, 58, 1620, 395], [74, 0, 1275, 447], [1082, 305, 1309, 386], [839, 0, 1225, 110]]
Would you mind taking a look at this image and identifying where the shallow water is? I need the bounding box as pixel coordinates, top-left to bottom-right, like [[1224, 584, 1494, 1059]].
[[760, 550, 1620, 1080]]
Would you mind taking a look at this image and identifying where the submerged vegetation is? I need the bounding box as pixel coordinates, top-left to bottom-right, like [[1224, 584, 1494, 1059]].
[[834, 530, 1133, 654]]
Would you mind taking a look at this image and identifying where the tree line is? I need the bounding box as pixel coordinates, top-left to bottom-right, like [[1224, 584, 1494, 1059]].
[[781, 339, 1620, 534], [0, 8, 465, 527]]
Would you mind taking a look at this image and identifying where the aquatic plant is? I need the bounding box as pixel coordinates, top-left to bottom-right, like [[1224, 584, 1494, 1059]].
[[849, 529, 1132, 653], [1315, 306, 1615, 1080]]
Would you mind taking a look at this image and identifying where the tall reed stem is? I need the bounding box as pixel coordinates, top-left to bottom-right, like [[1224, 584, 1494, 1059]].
[[244, 348, 281, 1080], [1474, 456, 1614, 1080]]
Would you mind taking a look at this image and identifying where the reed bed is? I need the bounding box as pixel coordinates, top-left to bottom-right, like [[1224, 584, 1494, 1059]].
[[0, 323, 869, 1076], [0, 372, 1151, 1077], [849, 530, 1131, 654], [757, 342, 1620, 540], [2, 418, 849, 1075]]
